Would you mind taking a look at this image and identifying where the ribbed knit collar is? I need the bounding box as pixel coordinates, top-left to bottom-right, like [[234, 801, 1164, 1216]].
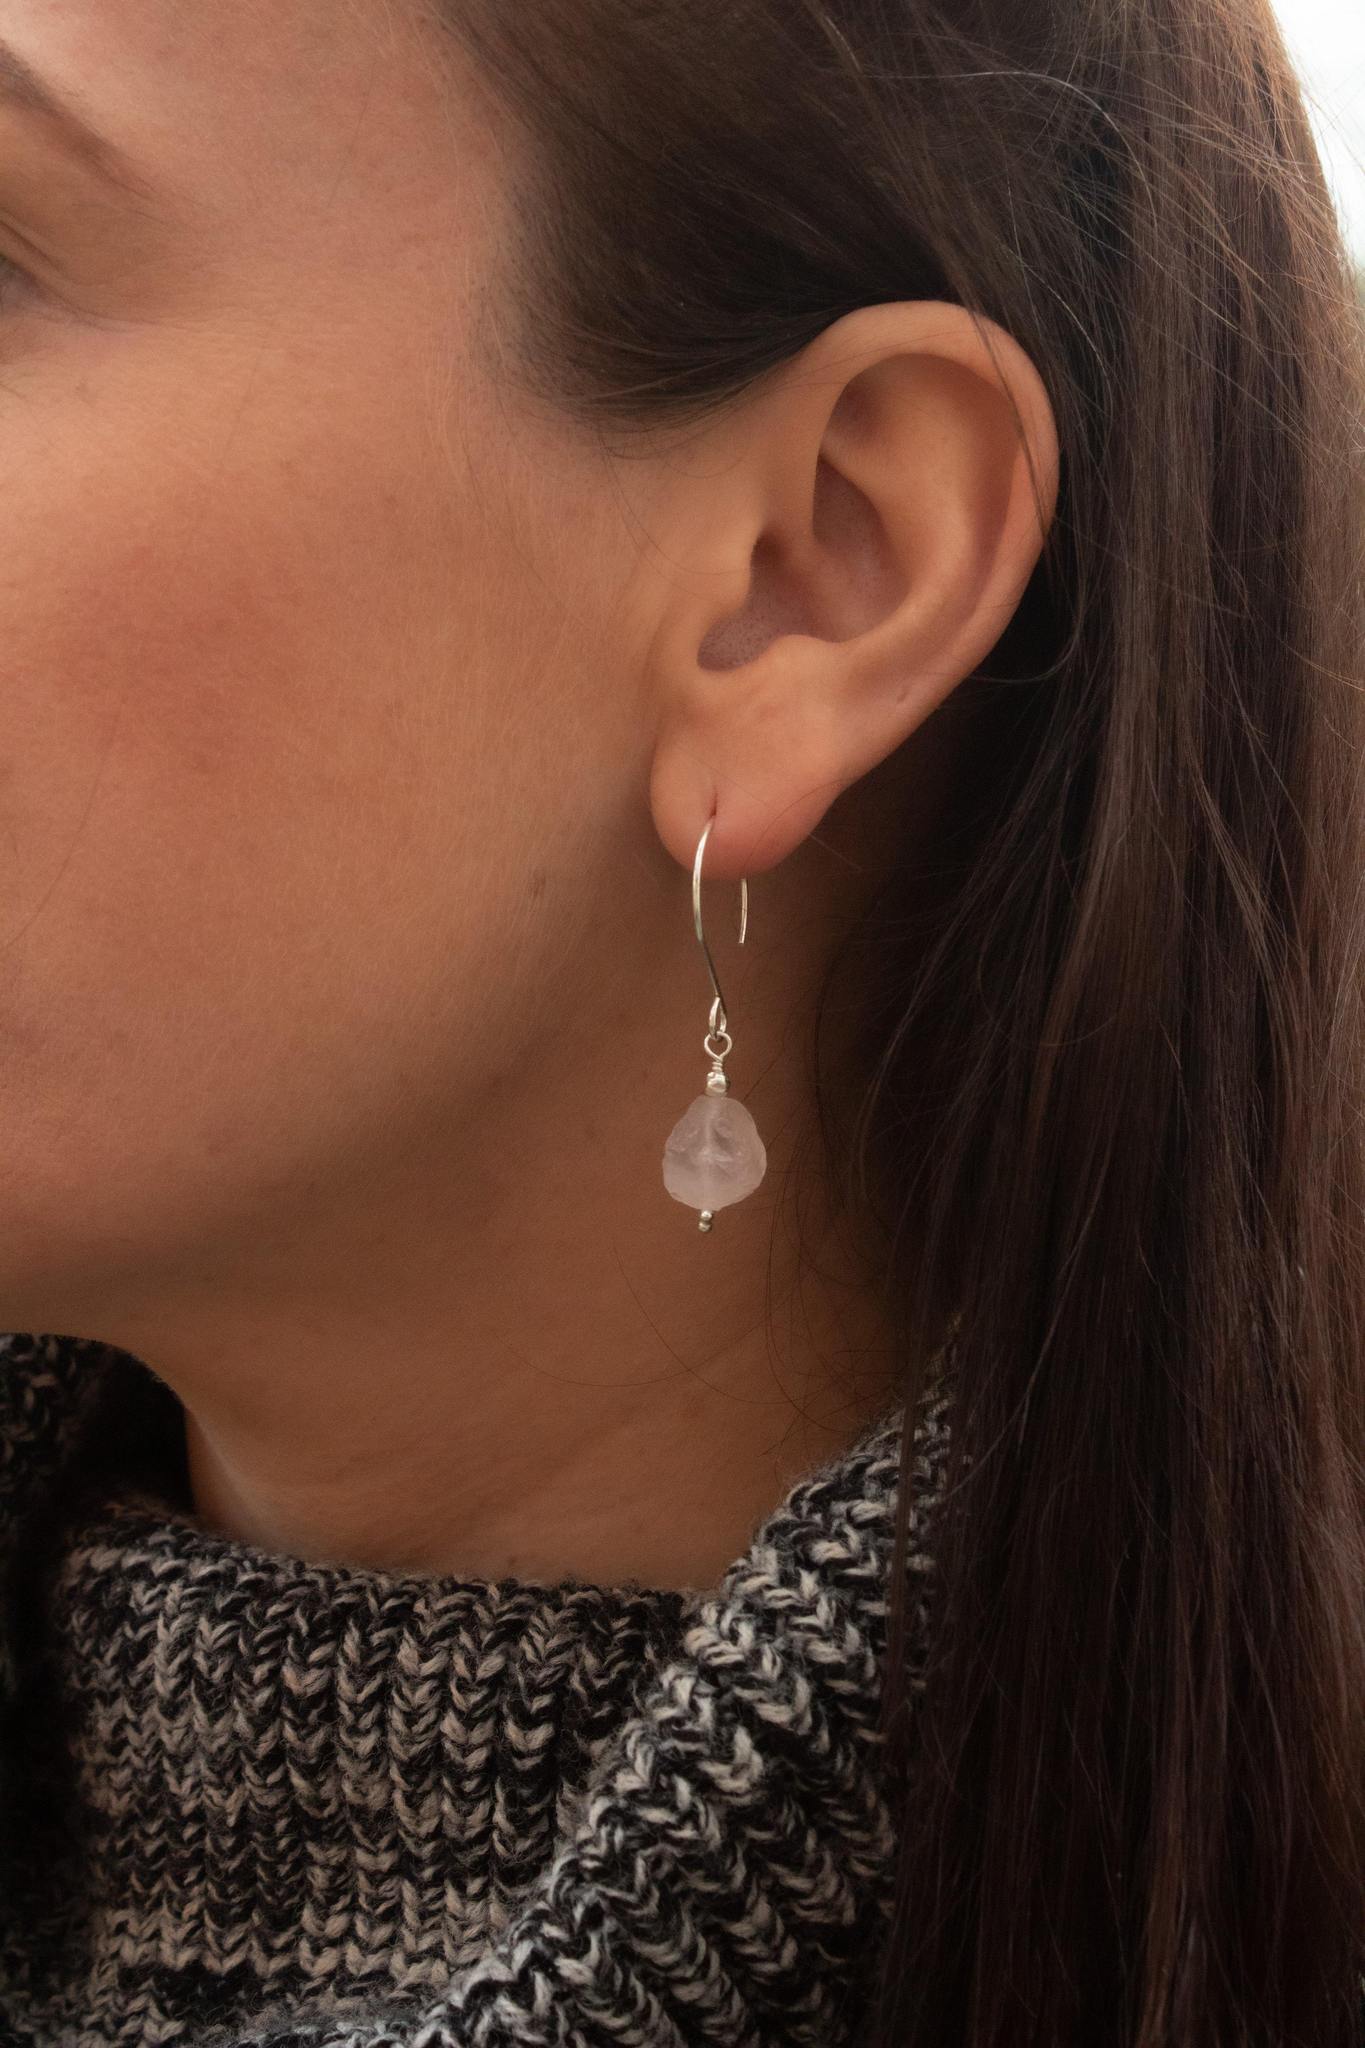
[[18, 1498, 695, 2002], [0, 1331, 955, 2048]]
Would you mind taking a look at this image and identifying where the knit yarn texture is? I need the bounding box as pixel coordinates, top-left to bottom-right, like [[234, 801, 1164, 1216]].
[[0, 1332, 955, 2048]]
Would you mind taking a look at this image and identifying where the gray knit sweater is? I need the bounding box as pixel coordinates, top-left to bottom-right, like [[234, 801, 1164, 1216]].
[[0, 1331, 954, 2048]]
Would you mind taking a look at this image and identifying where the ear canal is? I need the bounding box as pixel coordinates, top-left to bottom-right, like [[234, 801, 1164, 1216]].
[[699, 532, 810, 672]]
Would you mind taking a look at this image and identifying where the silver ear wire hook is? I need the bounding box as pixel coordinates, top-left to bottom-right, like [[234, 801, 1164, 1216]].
[[692, 814, 748, 1041]]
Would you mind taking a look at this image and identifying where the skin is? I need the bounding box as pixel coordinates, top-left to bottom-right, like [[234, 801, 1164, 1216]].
[[0, 0, 1058, 1591]]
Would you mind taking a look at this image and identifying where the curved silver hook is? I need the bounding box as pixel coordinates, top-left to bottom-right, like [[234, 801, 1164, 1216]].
[[692, 815, 748, 1033]]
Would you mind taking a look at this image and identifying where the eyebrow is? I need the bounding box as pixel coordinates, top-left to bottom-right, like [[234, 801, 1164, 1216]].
[[0, 34, 162, 204]]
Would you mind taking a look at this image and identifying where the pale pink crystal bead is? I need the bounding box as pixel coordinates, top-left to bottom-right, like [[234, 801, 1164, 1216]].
[[662, 1092, 767, 1212]]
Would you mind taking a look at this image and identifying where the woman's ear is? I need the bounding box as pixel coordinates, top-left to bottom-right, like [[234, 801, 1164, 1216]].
[[637, 300, 1060, 878]]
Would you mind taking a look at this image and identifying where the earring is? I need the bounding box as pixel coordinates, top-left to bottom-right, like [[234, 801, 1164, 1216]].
[[661, 814, 768, 1233]]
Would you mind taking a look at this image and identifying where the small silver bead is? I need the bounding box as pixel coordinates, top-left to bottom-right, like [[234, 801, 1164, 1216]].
[[698, 1210, 715, 1232], [705, 1069, 729, 1095]]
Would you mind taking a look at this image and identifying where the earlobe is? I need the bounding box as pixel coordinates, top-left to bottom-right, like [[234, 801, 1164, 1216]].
[[647, 299, 1060, 879]]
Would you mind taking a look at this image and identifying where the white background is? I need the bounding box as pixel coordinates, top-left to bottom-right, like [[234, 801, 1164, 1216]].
[[1273, 0, 1365, 261]]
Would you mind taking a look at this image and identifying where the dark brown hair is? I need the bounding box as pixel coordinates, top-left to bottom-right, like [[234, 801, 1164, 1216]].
[[431, 1, 1365, 2039]]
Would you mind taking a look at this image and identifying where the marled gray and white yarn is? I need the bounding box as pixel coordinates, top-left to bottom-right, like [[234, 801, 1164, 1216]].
[[0, 1331, 955, 2048]]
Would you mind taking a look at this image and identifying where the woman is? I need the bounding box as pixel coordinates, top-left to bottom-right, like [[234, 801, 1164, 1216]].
[[0, 0, 1359, 2042]]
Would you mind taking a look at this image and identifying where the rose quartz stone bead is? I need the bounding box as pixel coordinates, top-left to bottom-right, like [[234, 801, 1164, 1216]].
[[662, 1093, 767, 1212]]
